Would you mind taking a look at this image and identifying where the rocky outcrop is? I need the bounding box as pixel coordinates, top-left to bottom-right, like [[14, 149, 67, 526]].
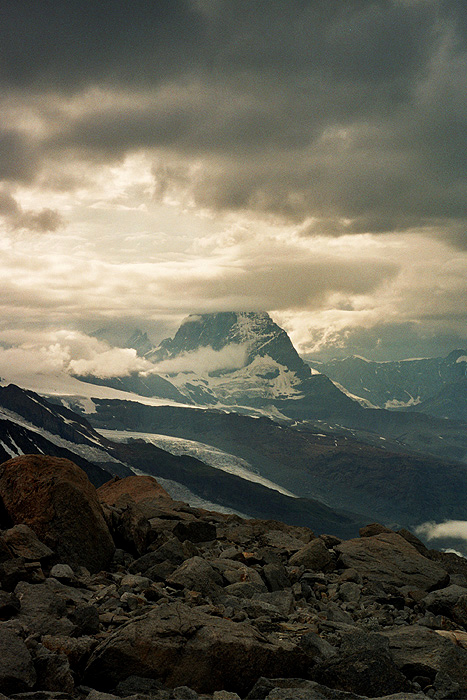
[[85, 601, 309, 695], [335, 533, 449, 590], [0, 460, 467, 700], [0, 455, 114, 572]]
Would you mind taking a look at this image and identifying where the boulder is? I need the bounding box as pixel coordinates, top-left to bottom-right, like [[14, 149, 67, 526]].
[[97, 474, 172, 508], [336, 533, 449, 590], [2, 523, 54, 561], [0, 627, 36, 695], [84, 601, 309, 695], [289, 538, 335, 572], [383, 625, 467, 695], [0, 455, 114, 572]]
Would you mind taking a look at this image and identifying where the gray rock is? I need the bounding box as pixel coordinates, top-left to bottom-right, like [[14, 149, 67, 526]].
[[383, 625, 467, 696], [212, 691, 241, 700], [0, 627, 36, 695], [2, 524, 54, 561], [167, 556, 224, 595], [289, 539, 335, 572], [84, 601, 308, 696], [336, 533, 449, 590]]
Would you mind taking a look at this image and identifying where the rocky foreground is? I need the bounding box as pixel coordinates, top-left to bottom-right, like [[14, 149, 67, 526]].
[[0, 456, 467, 700]]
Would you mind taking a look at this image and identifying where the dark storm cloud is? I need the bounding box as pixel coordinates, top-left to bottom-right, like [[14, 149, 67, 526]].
[[0, 1, 435, 91], [0, 0, 205, 90], [1, 1, 467, 242]]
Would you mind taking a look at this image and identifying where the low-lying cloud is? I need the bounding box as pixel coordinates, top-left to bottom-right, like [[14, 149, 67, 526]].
[[0, 331, 153, 383], [150, 343, 248, 376], [416, 520, 467, 543]]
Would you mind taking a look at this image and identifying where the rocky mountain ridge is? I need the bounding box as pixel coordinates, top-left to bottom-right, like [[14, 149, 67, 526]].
[[0, 454, 467, 700], [307, 351, 467, 414]]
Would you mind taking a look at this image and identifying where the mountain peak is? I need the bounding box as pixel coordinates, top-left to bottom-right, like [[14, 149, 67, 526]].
[[125, 329, 155, 357], [150, 311, 308, 377]]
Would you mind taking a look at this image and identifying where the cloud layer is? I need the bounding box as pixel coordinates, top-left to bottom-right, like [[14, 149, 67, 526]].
[[1, 1, 467, 360]]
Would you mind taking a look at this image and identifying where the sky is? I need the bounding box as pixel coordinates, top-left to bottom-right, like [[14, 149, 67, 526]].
[[1, 0, 467, 376]]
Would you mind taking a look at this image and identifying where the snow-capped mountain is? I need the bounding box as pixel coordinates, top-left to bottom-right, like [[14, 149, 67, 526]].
[[124, 311, 360, 419], [308, 350, 467, 410]]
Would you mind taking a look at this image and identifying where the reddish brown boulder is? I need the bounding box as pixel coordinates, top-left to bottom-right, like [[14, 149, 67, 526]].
[[97, 474, 172, 508], [97, 475, 175, 555], [0, 455, 114, 572]]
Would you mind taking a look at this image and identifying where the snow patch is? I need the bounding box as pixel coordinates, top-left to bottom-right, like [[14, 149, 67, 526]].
[[0, 440, 17, 458], [385, 395, 421, 409]]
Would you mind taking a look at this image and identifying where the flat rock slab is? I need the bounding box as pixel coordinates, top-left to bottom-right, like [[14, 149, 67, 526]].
[[335, 533, 449, 590], [84, 601, 308, 696]]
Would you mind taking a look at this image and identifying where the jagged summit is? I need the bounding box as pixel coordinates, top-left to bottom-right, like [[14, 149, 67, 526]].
[[130, 311, 359, 418], [125, 329, 155, 357], [146, 311, 309, 379]]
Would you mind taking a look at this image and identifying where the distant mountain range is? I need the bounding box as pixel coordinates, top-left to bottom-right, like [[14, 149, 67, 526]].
[[307, 351, 467, 417], [79, 312, 360, 419], [2, 311, 467, 546], [74, 312, 467, 465]]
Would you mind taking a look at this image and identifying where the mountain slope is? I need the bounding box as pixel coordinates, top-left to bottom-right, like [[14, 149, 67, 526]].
[[409, 376, 467, 422], [0, 384, 362, 537], [72, 397, 467, 528], [308, 350, 467, 409]]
